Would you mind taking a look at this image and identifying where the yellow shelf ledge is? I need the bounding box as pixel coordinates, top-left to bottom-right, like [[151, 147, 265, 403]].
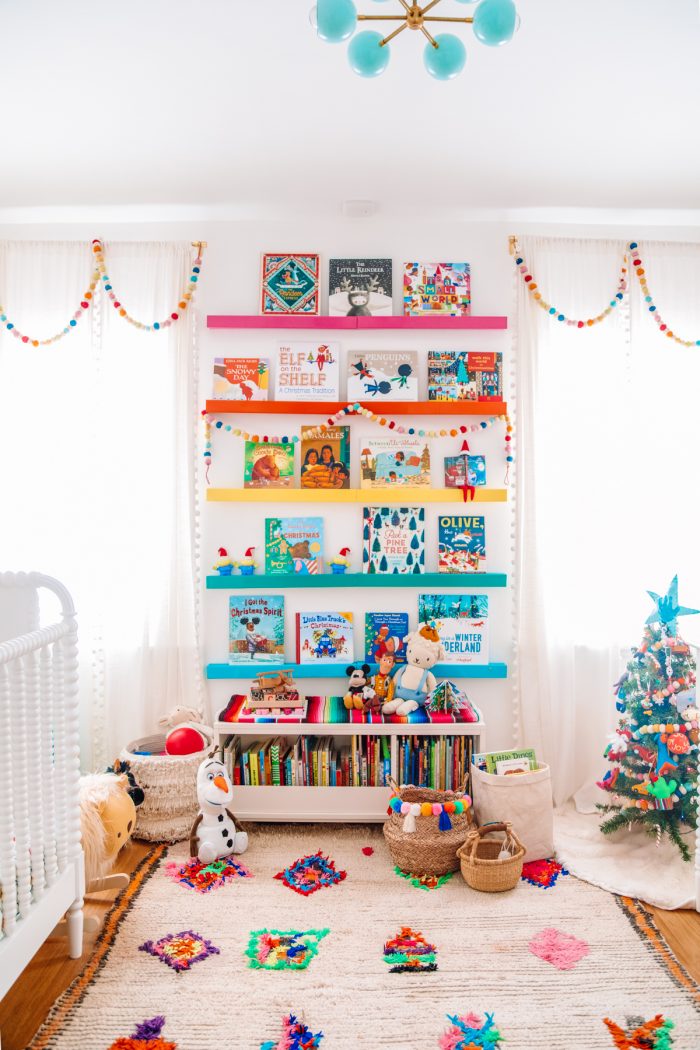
[[206, 488, 508, 503]]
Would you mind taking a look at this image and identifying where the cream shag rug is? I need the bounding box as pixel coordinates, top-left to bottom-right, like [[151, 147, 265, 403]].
[[28, 825, 700, 1050]]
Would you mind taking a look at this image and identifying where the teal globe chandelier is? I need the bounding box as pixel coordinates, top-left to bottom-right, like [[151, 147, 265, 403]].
[[315, 0, 520, 80]]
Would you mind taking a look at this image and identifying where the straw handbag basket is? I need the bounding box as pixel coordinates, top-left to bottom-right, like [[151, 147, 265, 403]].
[[383, 776, 474, 876], [457, 822, 525, 892]]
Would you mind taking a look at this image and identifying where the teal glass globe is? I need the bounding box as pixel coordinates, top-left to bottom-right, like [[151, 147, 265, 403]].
[[317, 0, 357, 43], [424, 33, 466, 80], [348, 31, 390, 77], [473, 0, 518, 47]]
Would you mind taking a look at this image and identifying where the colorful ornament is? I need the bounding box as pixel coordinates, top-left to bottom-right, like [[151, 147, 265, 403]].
[[645, 576, 700, 637], [630, 241, 700, 348], [330, 547, 352, 574], [238, 546, 258, 575], [383, 926, 437, 973], [213, 546, 235, 575], [274, 852, 347, 896], [388, 792, 472, 832], [0, 269, 99, 346]]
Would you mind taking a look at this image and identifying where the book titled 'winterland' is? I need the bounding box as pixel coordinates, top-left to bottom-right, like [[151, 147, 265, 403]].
[[261, 253, 319, 315], [228, 595, 285, 664], [403, 262, 471, 317], [212, 357, 269, 400], [363, 506, 425, 574], [438, 515, 486, 574], [274, 342, 340, 401], [418, 593, 489, 664], [328, 258, 393, 317]]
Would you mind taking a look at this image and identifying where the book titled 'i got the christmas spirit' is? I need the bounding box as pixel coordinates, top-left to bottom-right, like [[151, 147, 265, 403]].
[[228, 595, 285, 664]]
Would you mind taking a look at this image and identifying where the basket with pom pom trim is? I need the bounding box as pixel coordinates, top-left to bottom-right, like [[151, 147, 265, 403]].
[[383, 776, 474, 876]]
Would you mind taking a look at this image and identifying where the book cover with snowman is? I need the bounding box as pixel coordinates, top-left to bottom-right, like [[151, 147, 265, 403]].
[[418, 593, 489, 664], [346, 350, 417, 401], [274, 342, 340, 401], [438, 515, 486, 573]]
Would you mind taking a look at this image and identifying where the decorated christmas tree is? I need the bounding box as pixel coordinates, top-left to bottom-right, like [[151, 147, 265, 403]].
[[598, 577, 699, 860]]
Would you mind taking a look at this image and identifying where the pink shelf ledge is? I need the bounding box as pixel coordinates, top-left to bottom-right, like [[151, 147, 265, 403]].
[[207, 315, 508, 331]]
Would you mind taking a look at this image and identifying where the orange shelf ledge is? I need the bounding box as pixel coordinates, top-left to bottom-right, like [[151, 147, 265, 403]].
[[205, 400, 508, 417]]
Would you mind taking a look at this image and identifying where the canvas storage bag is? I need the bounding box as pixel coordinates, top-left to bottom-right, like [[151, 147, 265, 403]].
[[471, 762, 554, 862]]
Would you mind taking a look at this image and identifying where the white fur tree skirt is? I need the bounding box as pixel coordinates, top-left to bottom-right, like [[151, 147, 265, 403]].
[[554, 803, 696, 910]]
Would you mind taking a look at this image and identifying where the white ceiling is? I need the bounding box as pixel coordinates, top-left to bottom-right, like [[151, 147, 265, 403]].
[[2, 0, 699, 217]]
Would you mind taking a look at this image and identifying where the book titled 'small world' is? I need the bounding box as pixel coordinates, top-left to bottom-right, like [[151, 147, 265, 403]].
[[418, 593, 489, 665]]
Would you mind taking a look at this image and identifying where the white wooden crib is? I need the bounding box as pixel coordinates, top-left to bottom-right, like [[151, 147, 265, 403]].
[[0, 571, 84, 1004]]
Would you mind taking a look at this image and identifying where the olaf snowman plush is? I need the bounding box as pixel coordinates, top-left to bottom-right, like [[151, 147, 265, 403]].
[[189, 756, 248, 862]]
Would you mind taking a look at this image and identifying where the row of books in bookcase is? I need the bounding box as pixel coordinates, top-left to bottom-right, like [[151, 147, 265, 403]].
[[228, 595, 489, 667], [213, 348, 503, 405], [260, 256, 471, 318], [218, 511, 490, 576], [225, 733, 473, 791]]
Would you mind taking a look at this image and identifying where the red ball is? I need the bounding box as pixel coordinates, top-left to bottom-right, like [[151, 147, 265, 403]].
[[165, 725, 207, 756], [171, 312, 179, 320]]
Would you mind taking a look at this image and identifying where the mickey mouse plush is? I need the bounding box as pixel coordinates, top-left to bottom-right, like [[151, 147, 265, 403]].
[[343, 663, 376, 711]]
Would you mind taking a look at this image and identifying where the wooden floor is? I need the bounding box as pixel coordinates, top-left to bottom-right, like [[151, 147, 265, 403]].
[[1, 842, 699, 1050]]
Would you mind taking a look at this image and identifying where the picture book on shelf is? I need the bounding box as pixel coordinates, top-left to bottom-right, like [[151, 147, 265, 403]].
[[444, 453, 486, 489], [328, 258, 393, 317], [346, 350, 418, 402], [438, 515, 486, 574], [363, 506, 425, 574], [300, 425, 350, 489], [243, 440, 295, 488], [265, 517, 324, 575], [418, 593, 489, 664], [472, 748, 538, 774], [274, 342, 340, 401], [427, 351, 502, 401], [228, 595, 285, 664], [364, 612, 408, 664], [296, 612, 354, 664], [360, 437, 430, 489], [403, 262, 471, 317], [261, 253, 319, 315], [212, 357, 269, 401]]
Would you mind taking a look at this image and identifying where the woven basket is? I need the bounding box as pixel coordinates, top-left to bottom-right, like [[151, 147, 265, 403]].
[[383, 777, 474, 876], [456, 822, 525, 892], [121, 733, 213, 843]]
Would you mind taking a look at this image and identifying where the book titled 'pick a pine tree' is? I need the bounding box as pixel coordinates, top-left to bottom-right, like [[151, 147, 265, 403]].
[[362, 506, 425, 574]]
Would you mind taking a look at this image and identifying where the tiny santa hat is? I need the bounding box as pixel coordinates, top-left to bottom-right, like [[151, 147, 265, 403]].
[[339, 547, 351, 556], [218, 547, 228, 557], [244, 546, 255, 557]]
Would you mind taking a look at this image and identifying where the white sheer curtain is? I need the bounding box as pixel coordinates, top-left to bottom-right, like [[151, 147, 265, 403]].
[[516, 235, 700, 806], [0, 240, 203, 767]]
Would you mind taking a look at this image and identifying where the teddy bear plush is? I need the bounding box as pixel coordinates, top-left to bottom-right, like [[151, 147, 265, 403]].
[[381, 625, 445, 717], [343, 663, 376, 711]]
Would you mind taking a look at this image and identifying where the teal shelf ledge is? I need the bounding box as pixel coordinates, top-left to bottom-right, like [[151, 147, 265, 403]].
[[206, 572, 507, 590], [206, 662, 508, 680]]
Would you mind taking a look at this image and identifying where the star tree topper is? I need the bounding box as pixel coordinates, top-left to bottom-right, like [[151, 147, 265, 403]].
[[646, 575, 699, 636]]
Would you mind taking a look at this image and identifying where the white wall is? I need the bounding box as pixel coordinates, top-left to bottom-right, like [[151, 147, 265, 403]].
[[2, 214, 698, 752]]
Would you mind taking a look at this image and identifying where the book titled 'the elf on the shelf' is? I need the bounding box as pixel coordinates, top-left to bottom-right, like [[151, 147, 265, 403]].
[[265, 516, 324, 575], [243, 441, 295, 488], [363, 506, 425, 574], [261, 253, 319, 315], [418, 593, 489, 664], [328, 258, 393, 317], [296, 611, 355, 664], [228, 595, 285, 664], [403, 262, 471, 317], [300, 425, 350, 490], [346, 350, 418, 402], [274, 342, 340, 401], [438, 515, 486, 574], [427, 351, 502, 401], [212, 357, 269, 401], [360, 437, 431, 489]]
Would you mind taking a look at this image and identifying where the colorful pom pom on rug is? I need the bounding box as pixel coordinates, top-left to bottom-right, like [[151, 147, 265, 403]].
[[394, 865, 454, 891], [521, 858, 569, 889], [108, 1015, 177, 1049], [274, 852, 347, 896], [165, 856, 251, 893], [383, 926, 437, 973], [138, 930, 220, 973], [260, 1013, 324, 1049], [603, 1014, 675, 1048], [245, 928, 329, 970], [438, 1012, 504, 1049]]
